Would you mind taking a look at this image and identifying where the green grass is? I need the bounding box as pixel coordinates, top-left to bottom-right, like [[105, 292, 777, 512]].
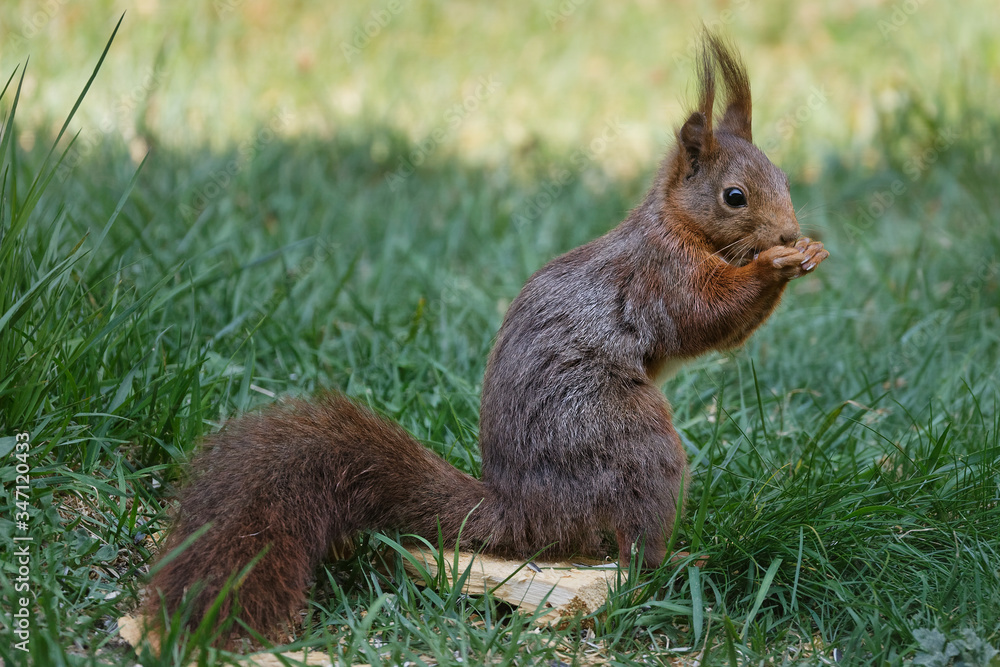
[[1, 1, 999, 665]]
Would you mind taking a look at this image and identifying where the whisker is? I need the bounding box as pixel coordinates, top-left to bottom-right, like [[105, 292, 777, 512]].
[[795, 200, 830, 219], [688, 235, 756, 288], [799, 224, 833, 236]]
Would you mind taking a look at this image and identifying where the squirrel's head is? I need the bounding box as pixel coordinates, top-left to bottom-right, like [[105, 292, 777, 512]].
[[663, 33, 799, 265]]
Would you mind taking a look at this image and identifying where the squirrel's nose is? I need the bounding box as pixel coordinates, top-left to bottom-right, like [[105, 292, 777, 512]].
[[779, 221, 800, 246]]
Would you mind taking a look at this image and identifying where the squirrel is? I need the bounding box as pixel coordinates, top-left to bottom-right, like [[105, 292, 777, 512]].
[[143, 33, 828, 641]]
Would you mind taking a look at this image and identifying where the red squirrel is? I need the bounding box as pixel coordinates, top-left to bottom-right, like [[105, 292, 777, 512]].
[[144, 34, 828, 640]]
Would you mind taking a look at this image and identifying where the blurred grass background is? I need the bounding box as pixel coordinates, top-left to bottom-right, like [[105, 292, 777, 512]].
[[4, 0, 996, 169], [1, 1, 999, 665]]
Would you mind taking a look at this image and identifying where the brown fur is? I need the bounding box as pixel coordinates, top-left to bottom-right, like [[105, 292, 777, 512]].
[[144, 33, 828, 642], [145, 395, 501, 638]]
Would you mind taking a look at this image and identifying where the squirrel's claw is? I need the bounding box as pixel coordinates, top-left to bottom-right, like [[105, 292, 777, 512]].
[[796, 237, 829, 273]]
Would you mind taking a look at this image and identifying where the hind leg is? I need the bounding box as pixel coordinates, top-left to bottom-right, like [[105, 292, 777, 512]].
[[616, 524, 666, 569], [611, 442, 686, 569]]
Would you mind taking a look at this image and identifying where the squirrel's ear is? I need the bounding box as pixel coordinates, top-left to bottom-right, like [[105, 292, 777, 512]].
[[677, 111, 712, 179]]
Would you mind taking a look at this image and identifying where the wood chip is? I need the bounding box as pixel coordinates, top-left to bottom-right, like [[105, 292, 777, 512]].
[[400, 547, 620, 624]]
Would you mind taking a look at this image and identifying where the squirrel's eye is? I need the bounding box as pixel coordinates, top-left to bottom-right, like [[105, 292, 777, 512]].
[[723, 187, 747, 208]]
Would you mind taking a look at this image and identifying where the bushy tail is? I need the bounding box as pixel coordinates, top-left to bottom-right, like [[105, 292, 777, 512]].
[[143, 393, 497, 640]]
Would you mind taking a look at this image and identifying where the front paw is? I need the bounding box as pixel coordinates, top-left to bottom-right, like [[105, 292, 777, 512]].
[[793, 237, 829, 273], [757, 238, 829, 281]]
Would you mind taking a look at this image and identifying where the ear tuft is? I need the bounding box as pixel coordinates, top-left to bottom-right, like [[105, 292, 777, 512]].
[[704, 32, 753, 141], [671, 32, 754, 181]]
